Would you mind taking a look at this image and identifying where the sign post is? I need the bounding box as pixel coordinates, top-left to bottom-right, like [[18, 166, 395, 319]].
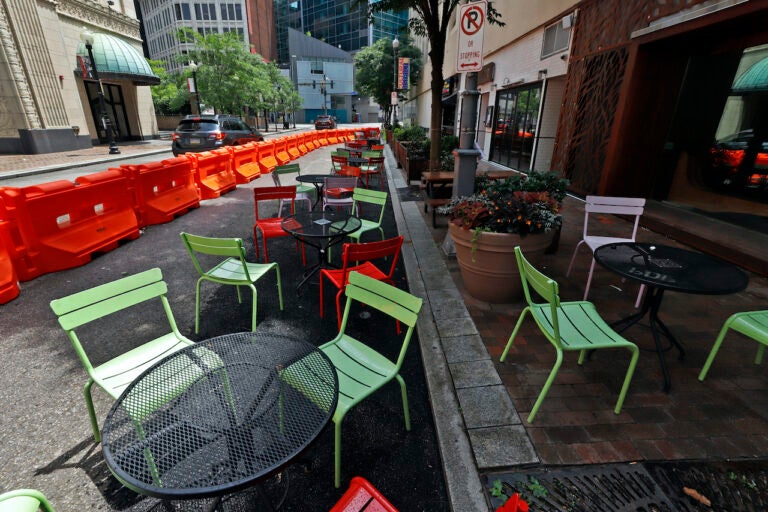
[[457, 1, 486, 73]]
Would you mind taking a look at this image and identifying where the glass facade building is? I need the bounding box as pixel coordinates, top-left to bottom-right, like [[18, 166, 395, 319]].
[[274, 0, 407, 66]]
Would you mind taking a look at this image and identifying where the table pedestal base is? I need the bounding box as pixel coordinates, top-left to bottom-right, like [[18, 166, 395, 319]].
[[611, 287, 685, 393]]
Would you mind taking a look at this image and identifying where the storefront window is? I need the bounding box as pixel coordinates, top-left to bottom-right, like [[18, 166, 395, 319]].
[[489, 84, 541, 171]]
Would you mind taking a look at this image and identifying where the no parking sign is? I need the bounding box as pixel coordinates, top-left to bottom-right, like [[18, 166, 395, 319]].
[[457, 1, 486, 72]]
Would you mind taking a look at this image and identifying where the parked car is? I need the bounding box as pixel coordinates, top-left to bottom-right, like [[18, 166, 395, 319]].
[[314, 115, 336, 130], [171, 115, 263, 156], [708, 129, 768, 195]]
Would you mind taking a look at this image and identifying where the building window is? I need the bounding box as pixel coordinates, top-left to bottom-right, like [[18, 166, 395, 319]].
[[174, 3, 191, 20], [541, 16, 571, 58], [489, 84, 542, 172]]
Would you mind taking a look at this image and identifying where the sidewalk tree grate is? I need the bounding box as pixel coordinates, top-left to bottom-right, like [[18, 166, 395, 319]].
[[484, 460, 768, 511]]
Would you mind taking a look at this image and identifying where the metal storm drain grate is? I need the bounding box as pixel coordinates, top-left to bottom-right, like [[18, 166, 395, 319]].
[[484, 460, 768, 511]]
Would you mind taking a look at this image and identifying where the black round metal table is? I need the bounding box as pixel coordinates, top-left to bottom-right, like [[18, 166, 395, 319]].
[[281, 210, 361, 291], [593, 242, 749, 392], [101, 332, 338, 508], [296, 174, 335, 210]]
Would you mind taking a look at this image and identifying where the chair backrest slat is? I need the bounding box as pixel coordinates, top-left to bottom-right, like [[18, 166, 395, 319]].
[[50, 268, 168, 331], [345, 271, 421, 327], [342, 236, 402, 279], [583, 195, 646, 240]]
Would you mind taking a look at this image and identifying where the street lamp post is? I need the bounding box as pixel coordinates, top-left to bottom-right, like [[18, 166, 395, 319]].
[[392, 37, 399, 127], [320, 75, 329, 116], [189, 61, 202, 115], [81, 31, 120, 154]]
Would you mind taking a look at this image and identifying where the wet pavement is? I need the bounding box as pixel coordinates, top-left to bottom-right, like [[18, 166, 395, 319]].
[[1, 128, 768, 511]]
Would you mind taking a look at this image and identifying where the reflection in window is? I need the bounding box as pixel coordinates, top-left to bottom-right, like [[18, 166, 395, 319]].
[[490, 85, 542, 172]]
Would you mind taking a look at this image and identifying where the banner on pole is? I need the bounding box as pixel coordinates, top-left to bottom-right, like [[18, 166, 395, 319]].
[[398, 58, 410, 91]]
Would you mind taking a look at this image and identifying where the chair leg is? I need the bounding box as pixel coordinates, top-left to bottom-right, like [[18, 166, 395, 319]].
[[566, 241, 585, 277], [698, 318, 734, 381], [583, 258, 597, 301], [334, 417, 343, 488], [253, 227, 260, 260], [319, 273, 325, 318], [195, 279, 203, 334], [528, 350, 564, 423], [273, 264, 284, 311], [249, 284, 257, 331], [634, 285, 646, 309], [84, 379, 101, 442], [500, 307, 531, 362], [335, 289, 344, 330], [614, 345, 639, 414], [395, 374, 411, 431]]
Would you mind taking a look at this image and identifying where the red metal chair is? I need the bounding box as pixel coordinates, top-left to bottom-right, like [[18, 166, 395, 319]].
[[319, 236, 403, 329], [331, 154, 349, 173], [253, 186, 305, 264], [330, 476, 399, 512], [361, 156, 385, 189]]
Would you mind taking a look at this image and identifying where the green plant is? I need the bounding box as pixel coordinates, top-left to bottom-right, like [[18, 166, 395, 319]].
[[394, 124, 427, 142], [439, 171, 569, 236]]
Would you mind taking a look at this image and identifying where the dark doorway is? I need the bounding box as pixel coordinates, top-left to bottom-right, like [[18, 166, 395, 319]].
[[84, 80, 131, 143]]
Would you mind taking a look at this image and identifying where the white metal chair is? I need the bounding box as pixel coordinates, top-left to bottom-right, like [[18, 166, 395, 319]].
[[566, 195, 646, 305], [323, 176, 358, 212]]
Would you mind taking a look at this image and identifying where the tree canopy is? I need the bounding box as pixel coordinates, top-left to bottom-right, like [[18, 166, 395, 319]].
[[354, 35, 423, 124], [367, 0, 504, 169]]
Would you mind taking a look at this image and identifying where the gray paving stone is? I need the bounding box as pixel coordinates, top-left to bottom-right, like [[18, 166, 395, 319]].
[[450, 359, 502, 388], [457, 385, 521, 428], [442, 333, 490, 363], [468, 425, 539, 469]]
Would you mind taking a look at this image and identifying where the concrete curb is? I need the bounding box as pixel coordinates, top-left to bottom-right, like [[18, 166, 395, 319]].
[[383, 145, 541, 511]]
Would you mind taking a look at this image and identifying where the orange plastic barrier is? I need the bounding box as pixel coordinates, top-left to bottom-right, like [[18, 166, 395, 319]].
[[274, 137, 291, 165], [327, 129, 340, 145], [317, 130, 329, 146], [339, 129, 353, 143], [257, 140, 278, 174], [304, 132, 317, 151], [0, 191, 41, 281], [186, 150, 236, 200], [330, 477, 399, 512], [0, 171, 140, 277], [120, 157, 200, 227], [296, 134, 309, 155], [230, 143, 262, 183], [287, 134, 302, 159], [0, 219, 20, 304]]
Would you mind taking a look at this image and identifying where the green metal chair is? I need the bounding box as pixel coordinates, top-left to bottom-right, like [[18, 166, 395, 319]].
[[0, 489, 55, 512], [180, 232, 283, 333], [698, 310, 768, 381], [321, 271, 423, 487], [328, 188, 388, 261], [49, 268, 195, 442], [271, 163, 314, 213], [500, 246, 639, 423]]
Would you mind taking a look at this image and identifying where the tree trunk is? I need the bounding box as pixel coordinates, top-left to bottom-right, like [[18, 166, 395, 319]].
[[429, 40, 445, 171]]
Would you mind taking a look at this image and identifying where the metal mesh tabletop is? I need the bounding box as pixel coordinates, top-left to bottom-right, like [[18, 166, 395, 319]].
[[281, 211, 361, 240], [102, 332, 338, 500], [594, 242, 748, 295]]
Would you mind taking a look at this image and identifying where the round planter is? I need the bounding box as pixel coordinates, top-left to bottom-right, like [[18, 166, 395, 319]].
[[448, 223, 557, 304]]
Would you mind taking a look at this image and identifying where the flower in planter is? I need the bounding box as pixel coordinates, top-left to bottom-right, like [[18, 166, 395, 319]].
[[438, 171, 569, 236]]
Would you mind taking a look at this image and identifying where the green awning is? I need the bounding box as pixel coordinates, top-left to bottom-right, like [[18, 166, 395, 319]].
[[732, 57, 768, 94], [76, 33, 160, 86]]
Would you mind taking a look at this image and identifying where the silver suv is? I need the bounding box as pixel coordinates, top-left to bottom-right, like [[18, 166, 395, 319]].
[[172, 115, 264, 156]]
